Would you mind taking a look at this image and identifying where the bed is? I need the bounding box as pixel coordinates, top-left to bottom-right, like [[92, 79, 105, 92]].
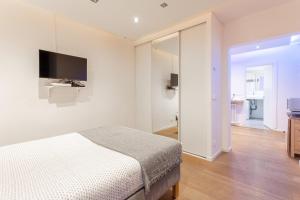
[[0, 127, 182, 200]]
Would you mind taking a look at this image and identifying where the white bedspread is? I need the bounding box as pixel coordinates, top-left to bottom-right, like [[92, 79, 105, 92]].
[[0, 133, 143, 200]]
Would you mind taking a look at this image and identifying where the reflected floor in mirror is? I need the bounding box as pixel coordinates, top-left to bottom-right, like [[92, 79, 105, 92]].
[[156, 127, 178, 140]]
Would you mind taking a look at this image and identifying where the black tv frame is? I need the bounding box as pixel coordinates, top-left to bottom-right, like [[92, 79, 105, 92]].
[[39, 50, 87, 81]]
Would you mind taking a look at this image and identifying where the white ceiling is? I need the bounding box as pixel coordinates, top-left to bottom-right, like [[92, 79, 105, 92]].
[[230, 34, 300, 64], [21, 0, 292, 40], [230, 44, 300, 64], [230, 34, 297, 55]]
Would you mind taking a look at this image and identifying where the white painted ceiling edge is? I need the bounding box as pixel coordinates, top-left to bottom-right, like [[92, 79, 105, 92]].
[[20, 0, 292, 42], [230, 33, 300, 55], [20, 0, 224, 40], [134, 12, 212, 46], [133, 0, 297, 45]]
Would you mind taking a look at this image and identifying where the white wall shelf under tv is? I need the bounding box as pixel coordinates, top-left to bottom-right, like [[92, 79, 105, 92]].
[[44, 83, 85, 98]]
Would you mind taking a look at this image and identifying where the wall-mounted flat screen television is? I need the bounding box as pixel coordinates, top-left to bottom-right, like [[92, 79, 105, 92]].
[[170, 73, 178, 87], [39, 50, 87, 81]]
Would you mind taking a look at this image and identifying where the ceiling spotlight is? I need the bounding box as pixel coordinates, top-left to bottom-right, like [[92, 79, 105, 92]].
[[256, 45, 260, 49], [160, 2, 168, 8], [90, 0, 99, 3], [134, 17, 139, 24], [290, 35, 300, 45]]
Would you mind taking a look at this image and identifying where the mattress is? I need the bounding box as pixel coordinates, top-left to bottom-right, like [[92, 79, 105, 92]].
[[81, 126, 182, 194], [0, 133, 143, 200]]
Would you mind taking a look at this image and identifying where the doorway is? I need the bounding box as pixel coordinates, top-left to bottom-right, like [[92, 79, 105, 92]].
[[231, 62, 278, 130], [151, 33, 180, 140], [230, 34, 300, 132], [236, 65, 276, 130]]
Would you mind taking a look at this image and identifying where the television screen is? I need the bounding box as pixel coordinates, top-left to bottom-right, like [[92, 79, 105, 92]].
[[39, 50, 87, 81], [171, 73, 178, 87]]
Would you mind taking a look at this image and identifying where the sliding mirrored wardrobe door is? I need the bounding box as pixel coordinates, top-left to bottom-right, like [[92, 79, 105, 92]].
[[151, 33, 180, 140]]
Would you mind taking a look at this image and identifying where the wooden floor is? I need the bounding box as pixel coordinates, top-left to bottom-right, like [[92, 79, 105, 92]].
[[160, 126, 300, 200], [156, 127, 178, 140]]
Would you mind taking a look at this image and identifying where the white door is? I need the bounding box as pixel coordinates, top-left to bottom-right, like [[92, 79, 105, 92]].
[[135, 43, 153, 132], [180, 23, 209, 158], [263, 65, 277, 129]]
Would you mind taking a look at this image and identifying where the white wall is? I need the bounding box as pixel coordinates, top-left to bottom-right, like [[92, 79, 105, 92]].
[[151, 49, 179, 132], [0, 1, 136, 146], [222, 0, 300, 150], [231, 45, 300, 132], [210, 14, 223, 156]]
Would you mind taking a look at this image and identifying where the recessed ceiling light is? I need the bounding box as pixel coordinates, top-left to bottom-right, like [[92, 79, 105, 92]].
[[90, 0, 99, 3], [290, 35, 300, 45], [256, 45, 260, 49], [160, 2, 168, 8], [134, 17, 139, 24]]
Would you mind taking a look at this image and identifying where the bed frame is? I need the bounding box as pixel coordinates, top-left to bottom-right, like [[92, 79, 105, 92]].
[[145, 166, 180, 200], [128, 166, 180, 200], [172, 183, 179, 199]]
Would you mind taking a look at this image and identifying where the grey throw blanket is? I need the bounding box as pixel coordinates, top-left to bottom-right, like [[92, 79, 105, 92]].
[[80, 127, 182, 194]]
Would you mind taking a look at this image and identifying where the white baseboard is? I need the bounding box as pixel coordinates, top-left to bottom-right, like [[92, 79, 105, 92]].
[[222, 146, 232, 153], [206, 150, 222, 161], [273, 128, 286, 133], [183, 147, 234, 162], [183, 149, 222, 162], [183, 151, 208, 161]]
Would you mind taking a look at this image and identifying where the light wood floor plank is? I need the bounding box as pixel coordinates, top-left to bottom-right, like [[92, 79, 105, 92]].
[[159, 126, 300, 200]]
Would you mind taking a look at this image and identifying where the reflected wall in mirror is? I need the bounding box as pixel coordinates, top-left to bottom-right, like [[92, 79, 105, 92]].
[[246, 66, 265, 99], [151, 33, 180, 140]]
